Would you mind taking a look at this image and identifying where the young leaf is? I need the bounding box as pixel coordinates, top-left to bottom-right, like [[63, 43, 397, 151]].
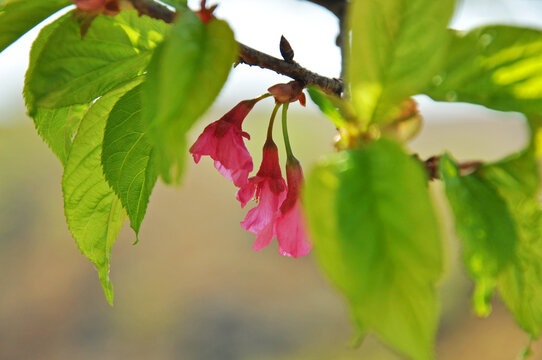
[[142, 11, 238, 183], [347, 0, 455, 125], [0, 0, 71, 53], [480, 149, 542, 337], [307, 86, 346, 128], [102, 85, 157, 241], [440, 154, 518, 316], [62, 79, 141, 305], [25, 10, 168, 110], [427, 26, 542, 115], [304, 138, 442, 360]]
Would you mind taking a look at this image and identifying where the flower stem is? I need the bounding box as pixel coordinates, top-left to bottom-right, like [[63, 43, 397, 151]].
[[281, 102, 295, 161], [267, 103, 282, 140], [254, 93, 272, 102]]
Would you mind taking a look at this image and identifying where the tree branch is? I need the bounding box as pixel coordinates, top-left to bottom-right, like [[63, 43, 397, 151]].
[[424, 155, 483, 180], [127, 0, 344, 95], [128, 0, 175, 22], [238, 43, 343, 95]]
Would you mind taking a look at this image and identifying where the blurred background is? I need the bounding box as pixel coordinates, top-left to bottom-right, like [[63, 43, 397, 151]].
[[0, 0, 541, 359]]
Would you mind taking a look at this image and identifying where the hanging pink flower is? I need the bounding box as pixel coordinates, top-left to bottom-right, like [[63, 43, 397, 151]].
[[190, 99, 257, 188], [238, 140, 287, 238], [255, 159, 312, 258]]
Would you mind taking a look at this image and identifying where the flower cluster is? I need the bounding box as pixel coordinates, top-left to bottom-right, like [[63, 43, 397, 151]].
[[190, 81, 312, 258]]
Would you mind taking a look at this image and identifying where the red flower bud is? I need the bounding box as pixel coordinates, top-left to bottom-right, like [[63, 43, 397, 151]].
[[268, 80, 306, 106]]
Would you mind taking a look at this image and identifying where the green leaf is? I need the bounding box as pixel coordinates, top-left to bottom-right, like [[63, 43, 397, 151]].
[[62, 79, 141, 305], [480, 149, 542, 337], [143, 11, 238, 183], [102, 85, 157, 241], [440, 153, 518, 316], [0, 0, 71, 53], [427, 26, 542, 115], [347, 0, 455, 125], [160, 0, 187, 9], [307, 86, 346, 128], [483, 146, 539, 198], [23, 12, 88, 165], [33, 105, 89, 165], [304, 138, 442, 360], [25, 10, 168, 110]]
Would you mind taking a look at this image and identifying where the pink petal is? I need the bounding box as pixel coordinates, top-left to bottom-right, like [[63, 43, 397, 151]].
[[213, 128, 253, 187], [189, 123, 219, 163], [215, 128, 252, 169], [192, 153, 202, 163], [241, 181, 286, 234], [276, 200, 312, 258], [214, 161, 251, 188], [236, 180, 256, 208], [253, 218, 276, 251]]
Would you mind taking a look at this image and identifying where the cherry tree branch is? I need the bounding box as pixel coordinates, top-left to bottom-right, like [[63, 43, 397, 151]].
[[128, 0, 485, 180], [424, 155, 483, 180], [128, 0, 175, 22], [127, 0, 344, 95], [238, 43, 343, 95]]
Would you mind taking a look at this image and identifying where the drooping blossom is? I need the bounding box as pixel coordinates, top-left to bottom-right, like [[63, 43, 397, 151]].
[[255, 159, 312, 258], [190, 99, 258, 188], [268, 80, 306, 106], [238, 139, 287, 240]]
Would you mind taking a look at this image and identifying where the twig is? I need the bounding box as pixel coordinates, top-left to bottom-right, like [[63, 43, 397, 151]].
[[128, 0, 175, 22], [424, 155, 483, 180], [238, 43, 342, 95], [127, 0, 344, 95]]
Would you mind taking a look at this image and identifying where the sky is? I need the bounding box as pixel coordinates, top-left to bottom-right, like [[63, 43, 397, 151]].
[[0, 0, 542, 121]]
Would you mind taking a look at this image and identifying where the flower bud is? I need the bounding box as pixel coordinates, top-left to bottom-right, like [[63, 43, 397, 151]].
[[268, 80, 305, 106]]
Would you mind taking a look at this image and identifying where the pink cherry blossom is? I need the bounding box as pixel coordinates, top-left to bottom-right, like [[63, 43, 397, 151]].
[[254, 159, 312, 258], [190, 99, 257, 188], [239, 140, 287, 238], [276, 199, 312, 257]]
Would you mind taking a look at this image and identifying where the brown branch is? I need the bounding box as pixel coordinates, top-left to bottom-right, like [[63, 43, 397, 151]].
[[424, 155, 483, 180], [129, 0, 175, 22], [238, 43, 343, 95], [127, 0, 344, 95]]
